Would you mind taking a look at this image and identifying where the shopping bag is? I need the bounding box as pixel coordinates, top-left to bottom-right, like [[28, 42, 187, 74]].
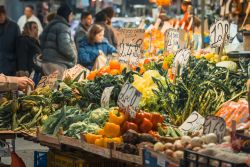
[[92, 51, 108, 71]]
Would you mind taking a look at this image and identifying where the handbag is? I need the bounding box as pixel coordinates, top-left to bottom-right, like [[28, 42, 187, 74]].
[[92, 52, 108, 71]]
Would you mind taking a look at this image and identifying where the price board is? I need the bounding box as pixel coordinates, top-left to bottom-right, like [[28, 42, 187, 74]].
[[62, 64, 89, 81], [173, 49, 191, 67], [209, 19, 230, 48], [165, 29, 185, 53], [101, 86, 114, 108], [37, 71, 58, 89], [117, 82, 142, 118], [116, 29, 145, 66], [179, 111, 205, 135], [203, 115, 226, 143]]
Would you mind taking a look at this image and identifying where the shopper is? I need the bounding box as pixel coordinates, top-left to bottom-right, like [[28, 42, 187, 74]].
[[39, 4, 77, 79], [0, 6, 20, 76], [0, 74, 34, 92], [78, 24, 116, 70], [95, 11, 117, 48], [16, 21, 41, 81], [103, 7, 115, 26], [17, 5, 43, 35], [75, 11, 92, 50]]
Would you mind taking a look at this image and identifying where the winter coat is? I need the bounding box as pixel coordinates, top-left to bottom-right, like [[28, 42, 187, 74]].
[[0, 18, 20, 76], [74, 23, 89, 50], [39, 15, 77, 68], [16, 35, 41, 74], [78, 36, 116, 70]]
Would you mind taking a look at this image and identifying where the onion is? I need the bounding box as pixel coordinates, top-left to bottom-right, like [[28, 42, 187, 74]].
[[164, 142, 174, 150], [180, 136, 192, 146], [154, 142, 165, 152], [174, 140, 184, 151], [173, 151, 184, 161], [165, 149, 174, 157], [191, 137, 203, 147]]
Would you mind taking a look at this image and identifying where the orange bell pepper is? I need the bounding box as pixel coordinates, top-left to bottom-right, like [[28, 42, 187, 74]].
[[85, 134, 102, 144], [95, 137, 105, 147], [103, 137, 123, 148], [104, 122, 120, 138]]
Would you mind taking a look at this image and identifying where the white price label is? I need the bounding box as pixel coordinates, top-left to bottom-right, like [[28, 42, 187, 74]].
[[203, 116, 226, 143], [101, 86, 114, 108], [161, 21, 172, 34], [117, 83, 142, 118], [209, 19, 230, 48], [179, 111, 205, 135], [157, 155, 166, 167], [117, 29, 144, 66], [173, 49, 191, 67], [165, 29, 185, 53]]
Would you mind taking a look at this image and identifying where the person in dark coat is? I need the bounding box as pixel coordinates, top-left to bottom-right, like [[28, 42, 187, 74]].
[[16, 21, 41, 85], [0, 6, 20, 76], [78, 24, 116, 70], [39, 4, 77, 79], [75, 11, 92, 50], [95, 11, 117, 48]]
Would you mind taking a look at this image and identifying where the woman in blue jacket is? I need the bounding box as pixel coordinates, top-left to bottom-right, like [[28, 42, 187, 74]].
[[78, 24, 117, 70]]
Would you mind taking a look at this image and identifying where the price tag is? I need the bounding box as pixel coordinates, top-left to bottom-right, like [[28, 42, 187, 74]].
[[203, 116, 226, 143], [101, 86, 114, 108], [63, 64, 89, 81], [165, 29, 185, 53], [161, 21, 172, 34], [117, 82, 142, 118], [157, 154, 166, 167], [37, 71, 58, 89], [179, 111, 205, 135], [209, 19, 230, 48], [173, 49, 191, 67], [117, 29, 145, 66]]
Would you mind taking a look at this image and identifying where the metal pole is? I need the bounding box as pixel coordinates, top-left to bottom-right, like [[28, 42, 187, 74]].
[[201, 0, 205, 48]]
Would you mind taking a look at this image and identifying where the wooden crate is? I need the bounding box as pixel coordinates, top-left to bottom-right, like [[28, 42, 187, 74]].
[[36, 128, 61, 149]]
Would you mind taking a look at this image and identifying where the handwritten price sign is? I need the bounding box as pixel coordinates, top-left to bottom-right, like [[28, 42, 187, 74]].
[[37, 71, 58, 89], [165, 29, 185, 53], [117, 29, 144, 66], [209, 19, 230, 48], [179, 111, 205, 135], [101, 86, 114, 108], [173, 49, 191, 67], [117, 83, 142, 118], [203, 116, 226, 143], [63, 64, 89, 82]]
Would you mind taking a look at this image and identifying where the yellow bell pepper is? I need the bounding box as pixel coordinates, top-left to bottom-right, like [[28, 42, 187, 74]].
[[103, 137, 123, 148], [104, 122, 120, 138], [95, 137, 105, 147], [85, 134, 102, 144], [109, 109, 126, 125]]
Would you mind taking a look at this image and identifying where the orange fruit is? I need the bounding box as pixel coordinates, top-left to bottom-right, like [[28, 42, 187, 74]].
[[162, 61, 168, 70], [144, 58, 151, 65], [87, 71, 97, 80], [110, 69, 120, 76], [97, 66, 110, 77], [139, 66, 145, 75], [109, 60, 121, 70]]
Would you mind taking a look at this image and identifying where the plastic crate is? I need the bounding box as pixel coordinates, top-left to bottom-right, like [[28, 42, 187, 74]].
[[34, 151, 47, 167], [144, 149, 170, 167], [182, 149, 247, 167]]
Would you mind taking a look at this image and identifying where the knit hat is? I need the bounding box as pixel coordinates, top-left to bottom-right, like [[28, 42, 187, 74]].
[[57, 4, 72, 22]]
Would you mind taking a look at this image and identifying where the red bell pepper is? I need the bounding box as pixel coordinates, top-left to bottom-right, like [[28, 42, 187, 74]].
[[139, 118, 153, 133], [122, 121, 138, 133], [151, 113, 164, 130], [134, 112, 152, 125]]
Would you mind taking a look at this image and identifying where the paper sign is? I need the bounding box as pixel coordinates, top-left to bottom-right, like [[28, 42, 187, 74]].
[[63, 64, 89, 81], [154, 18, 161, 30], [37, 71, 58, 89], [173, 49, 191, 67], [157, 155, 166, 167], [179, 111, 205, 135], [161, 21, 172, 34], [209, 19, 230, 48], [101, 86, 114, 108], [229, 23, 238, 43], [203, 115, 226, 143], [165, 29, 185, 53], [117, 29, 145, 66], [117, 83, 142, 118]]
